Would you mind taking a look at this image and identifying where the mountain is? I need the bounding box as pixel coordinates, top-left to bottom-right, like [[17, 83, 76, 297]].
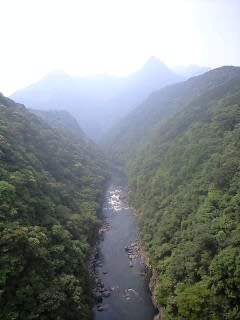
[[31, 109, 86, 138], [10, 58, 182, 140], [0, 93, 107, 319], [103, 66, 240, 319], [173, 64, 211, 79], [116, 57, 184, 107], [101, 66, 239, 166]]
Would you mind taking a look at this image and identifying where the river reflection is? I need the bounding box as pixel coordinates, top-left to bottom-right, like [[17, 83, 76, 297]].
[[93, 182, 156, 320]]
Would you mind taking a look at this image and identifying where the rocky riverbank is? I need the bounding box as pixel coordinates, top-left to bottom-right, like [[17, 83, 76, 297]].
[[91, 183, 157, 320], [137, 240, 161, 320], [126, 197, 162, 319]]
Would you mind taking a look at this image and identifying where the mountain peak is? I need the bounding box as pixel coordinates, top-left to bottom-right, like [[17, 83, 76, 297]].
[[141, 56, 168, 72], [46, 69, 68, 76], [11, 57, 182, 140], [43, 70, 70, 80]]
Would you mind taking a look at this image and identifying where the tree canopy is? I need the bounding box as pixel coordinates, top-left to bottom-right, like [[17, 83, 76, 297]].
[[0, 94, 107, 319], [106, 67, 240, 319]]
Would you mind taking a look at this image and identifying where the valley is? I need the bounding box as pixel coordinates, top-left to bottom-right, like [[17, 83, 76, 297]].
[[1, 65, 240, 320], [1, 1, 240, 319]]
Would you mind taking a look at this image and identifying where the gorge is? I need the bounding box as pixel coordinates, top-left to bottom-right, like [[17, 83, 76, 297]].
[[1, 65, 240, 320]]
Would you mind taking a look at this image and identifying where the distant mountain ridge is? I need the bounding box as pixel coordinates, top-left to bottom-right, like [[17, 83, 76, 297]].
[[11, 58, 183, 140]]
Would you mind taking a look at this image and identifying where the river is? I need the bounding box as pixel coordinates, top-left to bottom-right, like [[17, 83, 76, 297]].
[[93, 178, 157, 320]]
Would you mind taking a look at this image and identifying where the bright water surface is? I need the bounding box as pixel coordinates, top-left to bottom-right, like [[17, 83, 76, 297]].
[[93, 180, 156, 320]]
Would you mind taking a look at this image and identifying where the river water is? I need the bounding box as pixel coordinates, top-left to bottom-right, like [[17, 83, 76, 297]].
[[93, 179, 156, 320]]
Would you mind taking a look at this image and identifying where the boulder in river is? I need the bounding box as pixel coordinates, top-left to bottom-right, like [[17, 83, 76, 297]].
[[94, 292, 103, 303], [97, 304, 109, 312], [103, 290, 111, 298]]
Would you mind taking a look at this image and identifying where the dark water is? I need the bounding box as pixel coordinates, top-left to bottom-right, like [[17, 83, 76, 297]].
[[93, 180, 156, 320]]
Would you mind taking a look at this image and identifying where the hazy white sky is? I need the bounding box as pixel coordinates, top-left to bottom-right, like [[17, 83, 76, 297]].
[[0, 0, 239, 95]]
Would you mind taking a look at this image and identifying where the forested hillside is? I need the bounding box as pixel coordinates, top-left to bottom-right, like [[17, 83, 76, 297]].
[[108, 67, 240, 319], [0, 94, 107, 319], [31, 109, 86, 138], [102, 67, 240, 166]]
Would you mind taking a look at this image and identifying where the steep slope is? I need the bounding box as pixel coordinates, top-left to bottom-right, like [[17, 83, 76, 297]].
[[0, 94, 107, 319], [109, 57, 183, 114], [10, 58, 182, 140], [31, 109, 86, 138], [123, 66, 240, 319], [102, 67, 240, 166]]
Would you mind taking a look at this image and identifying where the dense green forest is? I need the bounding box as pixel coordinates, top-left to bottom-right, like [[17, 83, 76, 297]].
[[2, 65, 240, 320], [106, 67, 240, 319], [0, 94, 107, 319], [102, 66, 240, 166]]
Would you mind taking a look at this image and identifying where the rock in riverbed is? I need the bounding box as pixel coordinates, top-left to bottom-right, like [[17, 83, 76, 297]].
[[102, 290, 111, 298], [94, 292, 103, 303], [125, 240, 140, 267], [97, 304, 109, 312]]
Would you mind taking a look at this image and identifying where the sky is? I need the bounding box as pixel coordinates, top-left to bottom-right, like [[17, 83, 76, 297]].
[[0, 0, 240, 95]]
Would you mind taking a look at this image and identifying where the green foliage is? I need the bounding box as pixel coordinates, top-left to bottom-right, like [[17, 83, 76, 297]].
[[118, 67, 240, 319], [176, 283, 213, 320], [102, 66, 240, 166], [0, 94, 107, 319]]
